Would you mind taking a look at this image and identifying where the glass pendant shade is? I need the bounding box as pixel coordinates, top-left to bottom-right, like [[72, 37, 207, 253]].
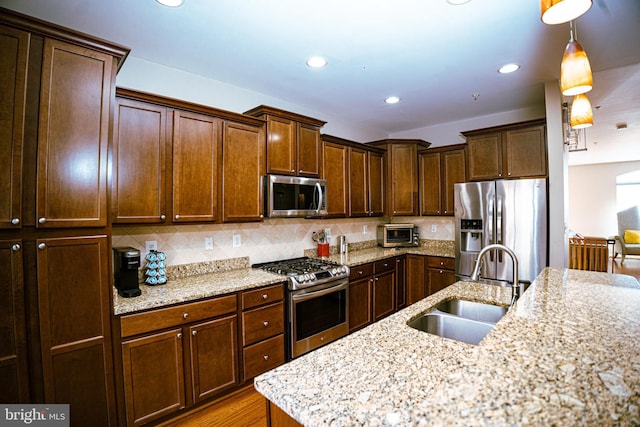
[[570, 94, 593, 129], [540, 0, 592, 25], [560, 39, 593, 96]]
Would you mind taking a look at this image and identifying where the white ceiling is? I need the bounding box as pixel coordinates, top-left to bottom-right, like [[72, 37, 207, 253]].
[[2, 0, 639, 165]]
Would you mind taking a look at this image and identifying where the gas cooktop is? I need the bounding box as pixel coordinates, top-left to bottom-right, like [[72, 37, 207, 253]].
[[252, 257, 349, 290]]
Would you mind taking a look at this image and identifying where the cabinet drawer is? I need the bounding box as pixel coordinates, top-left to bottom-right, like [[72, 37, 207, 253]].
[[242, 303, 284, 346], [121, 294, 237, 338], [243, 334, 285, 380], [242, 284, 284, 310], [349, 263, 373, 280], [374, 258, 395, 274], [427, 256, 455, 270]]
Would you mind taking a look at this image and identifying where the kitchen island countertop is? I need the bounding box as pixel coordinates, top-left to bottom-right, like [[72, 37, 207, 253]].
[[254, 267, 640, 426]]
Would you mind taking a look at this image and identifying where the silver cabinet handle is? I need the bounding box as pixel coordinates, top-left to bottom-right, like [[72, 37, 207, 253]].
[[160, 214, 166, 220], [262, 294, 268, 300], [12, 244, 21, 251], [38, 243, 46, 250], [263, 355, 269, 360], [192, 330, 197, 336], [11, 218, 20, 225], [175, 215, 180, 220], [38, 218, 46, 224], [263, 321, 269, 327], [177, 333, 182, 338], [183, 313, 189, 319]]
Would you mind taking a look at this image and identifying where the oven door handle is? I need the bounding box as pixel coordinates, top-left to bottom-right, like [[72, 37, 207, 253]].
[[290, 281, 348, 303]]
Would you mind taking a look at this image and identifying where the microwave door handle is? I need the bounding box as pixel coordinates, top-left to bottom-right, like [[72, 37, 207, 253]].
[[315, 182, 323, 215]]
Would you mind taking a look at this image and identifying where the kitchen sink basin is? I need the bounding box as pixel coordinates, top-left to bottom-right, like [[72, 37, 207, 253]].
[[407, 312, 495, 345], [434, 298, 508, 324]]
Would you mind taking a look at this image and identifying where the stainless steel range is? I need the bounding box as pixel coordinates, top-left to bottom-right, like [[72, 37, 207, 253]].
[[253, 257, 349, 359]]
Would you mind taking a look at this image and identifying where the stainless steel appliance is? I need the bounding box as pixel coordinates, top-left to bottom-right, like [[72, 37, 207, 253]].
[[113, 246, 141, 297], [252, 257, 349, 359], [454, 178, 548, 285], [263, 174, 327, 218], [377, 223, 420, 248]]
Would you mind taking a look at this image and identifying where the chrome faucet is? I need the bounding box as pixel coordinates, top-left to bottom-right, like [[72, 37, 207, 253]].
[[471, 244, 520, 306]]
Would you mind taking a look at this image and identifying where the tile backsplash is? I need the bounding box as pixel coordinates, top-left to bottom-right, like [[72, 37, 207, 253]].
[[112, 216, 454, 267]]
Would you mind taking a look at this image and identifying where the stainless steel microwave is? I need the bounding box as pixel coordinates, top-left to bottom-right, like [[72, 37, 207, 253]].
[[377, 223, 420, 248], [264, 175, 328, 218]]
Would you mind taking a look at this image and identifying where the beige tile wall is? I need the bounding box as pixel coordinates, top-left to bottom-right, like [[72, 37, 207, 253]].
[[112, 216, 454, 267]]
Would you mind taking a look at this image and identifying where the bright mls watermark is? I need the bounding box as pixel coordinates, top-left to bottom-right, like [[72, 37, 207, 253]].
[[1, 405, 69, 426]]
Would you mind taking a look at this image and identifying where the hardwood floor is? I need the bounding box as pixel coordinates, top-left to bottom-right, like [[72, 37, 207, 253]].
[[612, 255, 640, 280]]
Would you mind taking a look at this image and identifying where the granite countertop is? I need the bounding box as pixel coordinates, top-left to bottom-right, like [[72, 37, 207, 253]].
[[317, 240, 455, 267], [254, 267, 640, 426]]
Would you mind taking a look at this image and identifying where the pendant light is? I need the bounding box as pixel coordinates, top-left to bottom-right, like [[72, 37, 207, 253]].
[[560, 20, 592, 96], [540, 0, 592, 25], [570, 93, 593, 129]]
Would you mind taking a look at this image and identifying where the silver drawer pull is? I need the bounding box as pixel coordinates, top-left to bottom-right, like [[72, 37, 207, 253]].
[[263, 321, 269, 327], [262, 294, 268, 300], [11, 218, 20, 225], [177, 333, 182, 338], [38, 243, 46, 250], [160, 214, 166, 220], [38, 217, 46, 224], [263, 355, 269, 361], [12, 244, 21, 251], [192, 330, 197, 336], [183, 313, 189, 319]]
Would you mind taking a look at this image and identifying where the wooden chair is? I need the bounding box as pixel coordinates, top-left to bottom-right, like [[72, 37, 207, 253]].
[[568, 236, 609, 272]]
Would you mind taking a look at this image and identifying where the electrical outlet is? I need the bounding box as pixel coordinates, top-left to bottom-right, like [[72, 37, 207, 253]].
[[232, 234, 241, 248], [204, 237, 214, 251], [431, 224, 437, 233], [363, 225, 368, 234], [324, 228, 331, 243], [145, 240, 157, 253]]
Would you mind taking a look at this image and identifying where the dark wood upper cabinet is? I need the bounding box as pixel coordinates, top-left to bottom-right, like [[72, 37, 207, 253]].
[[0, 240, 29, 403], [36, 38, 114, 228], [221, 120, 266, 222], [367, 139, 431, 217], [244, 105, 325, 177], [112, 97, 168, 223], [464, 119, 547, 181], [322, 140, 349, 218], [419, 145, 466, 216], [0, 26, 28, 229]]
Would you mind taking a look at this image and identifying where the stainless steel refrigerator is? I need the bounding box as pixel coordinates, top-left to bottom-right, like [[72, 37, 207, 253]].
[[454, 178, 548, 285]]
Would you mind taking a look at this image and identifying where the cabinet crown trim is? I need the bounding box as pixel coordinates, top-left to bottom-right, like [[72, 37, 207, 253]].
[[243, 105, 326, 127]]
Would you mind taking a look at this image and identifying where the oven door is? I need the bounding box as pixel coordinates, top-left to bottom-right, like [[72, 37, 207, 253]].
[[289, 279, 349, 359]]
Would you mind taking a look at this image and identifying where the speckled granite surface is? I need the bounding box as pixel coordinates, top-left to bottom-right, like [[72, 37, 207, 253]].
[[254, 267, 640, 426]]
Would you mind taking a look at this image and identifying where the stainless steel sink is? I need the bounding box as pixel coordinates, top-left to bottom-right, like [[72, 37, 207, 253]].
[[435, 298, 507, 324], [407, 312, 495, 345], [407, 299, 508, 345]]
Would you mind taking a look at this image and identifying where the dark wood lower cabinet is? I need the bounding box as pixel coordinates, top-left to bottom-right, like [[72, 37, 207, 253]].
[[373, 259, 396, 321], [406, 254, 427, 305], [427, 256, 456, 295]]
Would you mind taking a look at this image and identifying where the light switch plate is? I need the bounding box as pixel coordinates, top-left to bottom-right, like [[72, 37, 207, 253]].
[[431, 225, 437, 233], [204, 237, 214, 251], [145, 240, 157, 253], [232, 234, 241, 248]]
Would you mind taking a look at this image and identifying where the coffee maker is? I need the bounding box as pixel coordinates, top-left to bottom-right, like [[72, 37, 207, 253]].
[[113, 247, 141, 297]]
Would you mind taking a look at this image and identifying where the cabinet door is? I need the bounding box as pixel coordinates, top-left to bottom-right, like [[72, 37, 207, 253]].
[[466, 133, 502, 181], [297, 123, 321, 177], [36, 39, 113, 228], [389, 144, 418, 216], [348, 276, 372, 332], [395, 256, 406, 310], [428, 268, 456, 295], [406, 254, 427, 305], [122, 329, 185, 426], [266, 116, 296, 175], [222, 120, 265, 222], [348, 147, 368, 217], [0, 240, 29, 403], [172, 110, 218, 222], [368, 151, 385, 217], [37, 235, 115, 426], [441, 149, 466, 215], [0, 26, 28, 229], [189, 315, 239, 404], [323, 141, 348, 217], [373, 270, 396, 321], [112, 98, 168, 223], [504, 125, 547, 178], [419, 152, 442, 215]]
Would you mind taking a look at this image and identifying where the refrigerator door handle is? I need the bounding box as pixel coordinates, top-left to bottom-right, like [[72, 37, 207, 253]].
[[496, 195, 503, 245]]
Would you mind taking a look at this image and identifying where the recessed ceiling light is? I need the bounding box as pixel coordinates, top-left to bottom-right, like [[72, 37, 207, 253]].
[[498, 63, 520, 74], [156, 0, 184, 6], [306, 57, 327, 68], [447, 0, 472, 4], [385, 96, 401, 104]]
